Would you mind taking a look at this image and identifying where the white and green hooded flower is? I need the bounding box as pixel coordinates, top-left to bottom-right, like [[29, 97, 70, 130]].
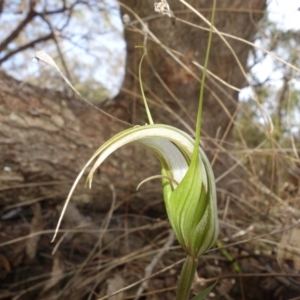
[[54, 123, 219, 258]]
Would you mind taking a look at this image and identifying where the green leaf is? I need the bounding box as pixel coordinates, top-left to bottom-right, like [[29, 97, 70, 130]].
[[190, 281, 217, 300]]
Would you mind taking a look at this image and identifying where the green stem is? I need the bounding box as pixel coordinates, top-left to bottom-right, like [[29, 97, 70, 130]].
[[136, 46, 154, 125], [193, 0, 217, 153], [176, 255, 198, 300]]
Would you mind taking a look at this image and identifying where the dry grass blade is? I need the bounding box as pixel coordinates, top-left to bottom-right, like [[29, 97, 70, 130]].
[[134, 230, 175, 300], [34, 50, 131, 127]]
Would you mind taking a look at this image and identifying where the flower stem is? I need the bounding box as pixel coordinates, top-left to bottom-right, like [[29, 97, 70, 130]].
[[194, 0, 217, 151], [136, 46, 154, 125], [176, 255, 198, 300]]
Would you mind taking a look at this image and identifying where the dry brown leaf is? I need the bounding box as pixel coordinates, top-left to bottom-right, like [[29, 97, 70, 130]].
[[26, 203, 44, 259], [106, 273, 125, 300], [277, 225, 300, 271], [0, 252, 11, 275], [39, 254, 64, 296]]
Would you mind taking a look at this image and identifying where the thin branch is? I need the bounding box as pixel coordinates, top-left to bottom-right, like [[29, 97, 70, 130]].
[[0, 1, 69, 57], [0, 33, 53, 64], [40, 14, 73, 83], [0, 9, 37, 52]]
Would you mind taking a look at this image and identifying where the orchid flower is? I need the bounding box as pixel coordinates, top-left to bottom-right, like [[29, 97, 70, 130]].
[[51, 122, 219, 300], [53, 124, 218, 259]]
